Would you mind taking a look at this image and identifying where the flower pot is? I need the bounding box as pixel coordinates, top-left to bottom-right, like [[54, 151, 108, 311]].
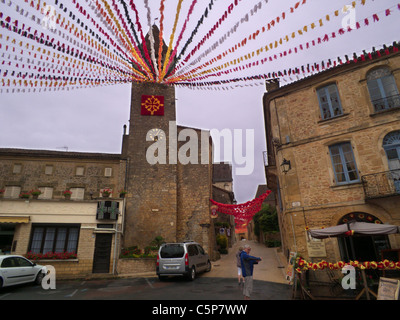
[[64, 194, 71, 200], [102, 194, 110, 198], [119, 193, 126, 198], [32, 194, 39, 200]]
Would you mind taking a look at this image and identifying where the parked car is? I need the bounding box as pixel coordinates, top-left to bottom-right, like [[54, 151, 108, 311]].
[[156, 241, 211, 281], [0, 255, 47, 288]]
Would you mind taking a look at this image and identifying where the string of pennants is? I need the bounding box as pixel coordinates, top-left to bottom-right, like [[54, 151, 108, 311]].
[[0, 0, 399, 93], [210, 190, 272, 229]]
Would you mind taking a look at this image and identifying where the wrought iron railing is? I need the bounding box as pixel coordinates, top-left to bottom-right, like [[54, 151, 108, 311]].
[[362, 169, 400, 199], [372, 94, 400, 113]]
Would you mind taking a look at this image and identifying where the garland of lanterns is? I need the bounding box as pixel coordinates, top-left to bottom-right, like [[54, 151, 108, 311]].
[[295, 257, 400, 274]]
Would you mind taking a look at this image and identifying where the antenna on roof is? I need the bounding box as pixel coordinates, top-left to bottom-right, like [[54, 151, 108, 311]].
[[56, 146, 69, 152]]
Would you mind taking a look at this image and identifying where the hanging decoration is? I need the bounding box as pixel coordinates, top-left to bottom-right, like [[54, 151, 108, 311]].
[[295, 257, 400, 274], [171, 0, 371, 83], [159, 0, 184, 80], [0, 0, 398, 92], [209, 190, 271, 228]]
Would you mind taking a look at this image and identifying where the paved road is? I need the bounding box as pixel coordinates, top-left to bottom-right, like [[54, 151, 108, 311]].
[[0, 240, 291, 300], [204, 239, 288, 284]]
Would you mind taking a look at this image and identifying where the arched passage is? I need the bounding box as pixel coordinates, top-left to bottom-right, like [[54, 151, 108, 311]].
[[337, 212, 391, 262]]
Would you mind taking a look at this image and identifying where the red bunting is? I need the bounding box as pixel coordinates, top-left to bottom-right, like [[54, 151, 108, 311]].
[[210, 191, 272, 228]]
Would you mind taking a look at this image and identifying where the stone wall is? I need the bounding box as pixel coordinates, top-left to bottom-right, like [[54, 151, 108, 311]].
[[0, 149, 125, 199], [117, 258, 156, 275], [124, 82, 178, 249], [123, 82, 214, 255]]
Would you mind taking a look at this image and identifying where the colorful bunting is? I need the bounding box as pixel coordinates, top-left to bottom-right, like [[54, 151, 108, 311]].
[[0, 0, 398, 92]]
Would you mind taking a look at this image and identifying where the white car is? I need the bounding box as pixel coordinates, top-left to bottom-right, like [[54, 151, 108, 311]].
[[0, 255, 46, 288]]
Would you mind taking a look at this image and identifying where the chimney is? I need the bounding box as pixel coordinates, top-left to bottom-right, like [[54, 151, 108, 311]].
[[121, 124, 129, 158], [265, 78, 280, 92]]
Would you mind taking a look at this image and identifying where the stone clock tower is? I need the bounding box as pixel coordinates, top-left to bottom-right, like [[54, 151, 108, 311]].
[[121, 27, 214, 253]]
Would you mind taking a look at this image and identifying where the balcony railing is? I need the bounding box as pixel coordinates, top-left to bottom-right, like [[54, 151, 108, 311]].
[[362, 169, 400, 199], [372, 94, 400, 113]]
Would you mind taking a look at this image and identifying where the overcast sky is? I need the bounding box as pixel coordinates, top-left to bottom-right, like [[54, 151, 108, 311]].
[[0, 0, 399, 202]]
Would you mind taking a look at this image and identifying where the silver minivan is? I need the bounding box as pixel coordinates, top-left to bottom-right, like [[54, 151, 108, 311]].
[[156, 241, 211, 281]]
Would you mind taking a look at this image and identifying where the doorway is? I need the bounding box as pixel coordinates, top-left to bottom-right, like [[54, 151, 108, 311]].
[[92, 233, 113, 274], [338, 213, 390, 262], [0, 224, 15, 254]]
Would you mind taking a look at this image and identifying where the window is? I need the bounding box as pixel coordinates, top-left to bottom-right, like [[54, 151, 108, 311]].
[[4, 186, 21, 199], [70, 187, 85, 200], [97, 201, 120, 220], [383, 131, 400, 192], [45, 165, 53, 175], [29, 224, 80, 254], [12, 164, 22, 174], [317, 84, 343, 120], [367, 67, 400, 112], [329, 142, 359, 184], [104, 168, 112, 177], [38, 187, 53, 200], [75, 166, 84, 176], [188, 244, 199, 256]]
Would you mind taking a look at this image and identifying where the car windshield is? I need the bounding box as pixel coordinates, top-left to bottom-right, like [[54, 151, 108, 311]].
[[160, 244, 185, 258]]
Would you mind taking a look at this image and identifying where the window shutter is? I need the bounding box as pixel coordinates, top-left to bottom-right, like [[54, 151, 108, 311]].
[[109, 202, 119, 220], [97, 201, 106, 220], [104, 168, 112, 177], [4, 186, 21, 199], [70, 188, 85, 200], [39, 187, 53, 199]]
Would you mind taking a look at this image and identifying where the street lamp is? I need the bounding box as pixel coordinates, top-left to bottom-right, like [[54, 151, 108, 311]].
[[281, 158, 291, 174]]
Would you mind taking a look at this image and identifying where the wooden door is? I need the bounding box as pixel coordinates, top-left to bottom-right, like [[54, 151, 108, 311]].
[[92, 233, 112, 274]]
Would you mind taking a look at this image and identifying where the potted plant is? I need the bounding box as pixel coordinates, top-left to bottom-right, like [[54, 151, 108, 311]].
[[119, 189, 128, 198], [0, 189, 4, 199], [19, 192, 30, 199], [102, 188, 112, 198], [30, 189, 42, 199], [63, 190, 72, 200]]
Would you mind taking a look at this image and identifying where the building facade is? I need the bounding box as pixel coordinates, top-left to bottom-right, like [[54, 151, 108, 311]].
[[120, 26, 215, 255], [0, 149, 126, 278], [263, 46, 400, 265], [122, 81, 214, 256]]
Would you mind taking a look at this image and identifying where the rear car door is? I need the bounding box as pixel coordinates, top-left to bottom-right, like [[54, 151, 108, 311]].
[[196, 245, 208, 271], [187, 244, 199, 269]]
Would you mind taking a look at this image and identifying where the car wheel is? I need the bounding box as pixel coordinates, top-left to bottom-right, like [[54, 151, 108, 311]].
[[35, 272, 44, 286], [0, 277, 3, 288], [158, 275, 166, 281], [188, 267, 196, 281], [206, 260, 211, 272]]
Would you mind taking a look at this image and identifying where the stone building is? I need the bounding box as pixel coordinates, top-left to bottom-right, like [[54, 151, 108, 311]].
[[120, 26, 215, 255], [121, 81, 214, 255], [212, 163, 236, 248], [263, 45, 400, 265], [0, 149, 126, 278]]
